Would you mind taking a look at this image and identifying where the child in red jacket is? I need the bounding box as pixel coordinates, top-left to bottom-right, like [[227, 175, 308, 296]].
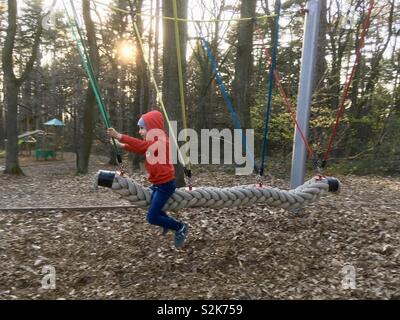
[[107, 110, 188, 248]]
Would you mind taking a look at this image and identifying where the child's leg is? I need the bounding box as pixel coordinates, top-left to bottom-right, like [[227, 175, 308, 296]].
[[150, 186, 171, 219], [147, 180, 182, 231], [150, 186, 177, 228], [159, 211, 168, 217]]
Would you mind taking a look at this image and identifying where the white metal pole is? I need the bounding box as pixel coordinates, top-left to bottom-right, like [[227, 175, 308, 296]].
[[290, 0, 321, 189]]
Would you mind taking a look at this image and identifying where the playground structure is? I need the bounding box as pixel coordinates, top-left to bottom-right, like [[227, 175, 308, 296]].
[[35, 133, 58, 161], [35, 118, 65, 161], [17, 118, 65, 161], [60, 0, 373, 209], [17, 130, 44, 157], [75, 0, 372, 187], [17, 130, 57, 160]]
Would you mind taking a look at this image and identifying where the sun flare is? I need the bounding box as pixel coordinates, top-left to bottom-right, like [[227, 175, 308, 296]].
[[117, 41, 135, 62]]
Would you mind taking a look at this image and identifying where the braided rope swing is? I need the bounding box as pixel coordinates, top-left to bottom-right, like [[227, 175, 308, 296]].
[[95, 170, 341, 211]]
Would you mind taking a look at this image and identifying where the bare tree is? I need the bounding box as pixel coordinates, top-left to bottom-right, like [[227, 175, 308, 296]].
[[127, 0, 149, 169], [76, 0, 100, 174], [2, 0, 42, 174], [232, 0, 257, 130], [162, 0, 188, 187]]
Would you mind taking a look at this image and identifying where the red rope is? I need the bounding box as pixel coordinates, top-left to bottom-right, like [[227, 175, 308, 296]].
[[273, 65, 316, 161], [256, 27, 316, 164], [322, 0, 375, 165]]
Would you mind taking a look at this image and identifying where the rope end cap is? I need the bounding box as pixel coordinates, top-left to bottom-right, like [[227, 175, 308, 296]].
[[326, 177, 341, 193], [96, 170, 116, 188]]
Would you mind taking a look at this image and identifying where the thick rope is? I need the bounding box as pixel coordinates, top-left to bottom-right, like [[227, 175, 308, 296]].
[[95, 172, 341, 211]]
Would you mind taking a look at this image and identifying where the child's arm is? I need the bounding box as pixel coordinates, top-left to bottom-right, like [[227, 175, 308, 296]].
[[120, 135, 152, 154], [107, 127, 152, 154]]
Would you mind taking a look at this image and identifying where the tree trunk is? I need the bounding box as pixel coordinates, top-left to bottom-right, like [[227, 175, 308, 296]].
[[196, 3, 224, 132], [0, 83, 5, 150], [76, 0, 100, 174], [349, 0, 395, 155], [2, 0, 42, 174], [232, 0, 257, 130], [327, 2, 354, 111], [128, 0, 149, 170], [153, 0, 160, 98], [314, 0, 327, 95], [162, 0, 187, 187], [107, 81, 119, 166], [4, 80, 21, 174]]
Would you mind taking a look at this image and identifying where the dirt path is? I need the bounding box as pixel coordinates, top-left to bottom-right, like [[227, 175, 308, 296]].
[[0, 154, 399, 299]]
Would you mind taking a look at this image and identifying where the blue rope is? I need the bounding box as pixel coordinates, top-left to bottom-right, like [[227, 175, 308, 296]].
[[259, 0, 281, 176], [196, 25, 256, 171]]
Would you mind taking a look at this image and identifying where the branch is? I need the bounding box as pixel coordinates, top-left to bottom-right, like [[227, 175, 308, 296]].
[[16, 12, 43, 85]]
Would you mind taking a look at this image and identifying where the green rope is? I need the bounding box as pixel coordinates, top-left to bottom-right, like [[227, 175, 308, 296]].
[[62, 0, 121, 163]]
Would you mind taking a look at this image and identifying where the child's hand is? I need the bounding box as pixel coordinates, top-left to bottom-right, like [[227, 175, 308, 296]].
[[110, 138, 125, 149], [107, 127, 121, 140]]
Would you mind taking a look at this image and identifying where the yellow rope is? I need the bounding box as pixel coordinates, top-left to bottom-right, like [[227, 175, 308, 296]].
[[172, 0, 191, 171], [92, 0, 276, 23], [132, 21, 186, 168]]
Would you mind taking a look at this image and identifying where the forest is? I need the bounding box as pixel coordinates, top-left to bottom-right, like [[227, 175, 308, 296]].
[[0, 0, 398, 178], [0, 0, 399, 301]]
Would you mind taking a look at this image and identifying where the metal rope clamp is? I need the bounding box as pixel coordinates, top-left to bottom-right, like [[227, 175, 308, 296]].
[[117, 160, 129, 177], [256, 174, 264, 188], [183, 167, 193, 191]]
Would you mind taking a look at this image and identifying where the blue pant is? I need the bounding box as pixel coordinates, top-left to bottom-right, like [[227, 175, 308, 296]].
[[147, 179, 181, 231]]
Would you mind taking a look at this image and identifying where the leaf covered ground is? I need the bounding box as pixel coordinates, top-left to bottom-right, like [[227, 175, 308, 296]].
[[0, 154, 399, 299]]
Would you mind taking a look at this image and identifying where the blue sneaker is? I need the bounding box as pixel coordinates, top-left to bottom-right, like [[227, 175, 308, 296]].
[[162, 227, 169, 236], [174, 223, 188, 248]]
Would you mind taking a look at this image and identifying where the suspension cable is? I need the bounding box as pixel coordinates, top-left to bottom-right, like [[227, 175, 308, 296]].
[[195, 24, 256, 172], [91, 0, 276, 23], [132, 21, 187, 171], [171, 0, 192, 180], [259, 0, 282, 177], [62, 0, 122, 164], [255, 24, 318, 170]]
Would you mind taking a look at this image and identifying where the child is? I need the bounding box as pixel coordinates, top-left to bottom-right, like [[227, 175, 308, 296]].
[[107, 110, 188, 248]]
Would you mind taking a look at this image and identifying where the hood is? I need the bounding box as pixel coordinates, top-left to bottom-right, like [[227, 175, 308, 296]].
[[141, 110, 166, 131]]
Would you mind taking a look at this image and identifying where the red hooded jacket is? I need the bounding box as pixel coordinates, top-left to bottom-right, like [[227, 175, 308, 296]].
[[120, 110, 175, 185]]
